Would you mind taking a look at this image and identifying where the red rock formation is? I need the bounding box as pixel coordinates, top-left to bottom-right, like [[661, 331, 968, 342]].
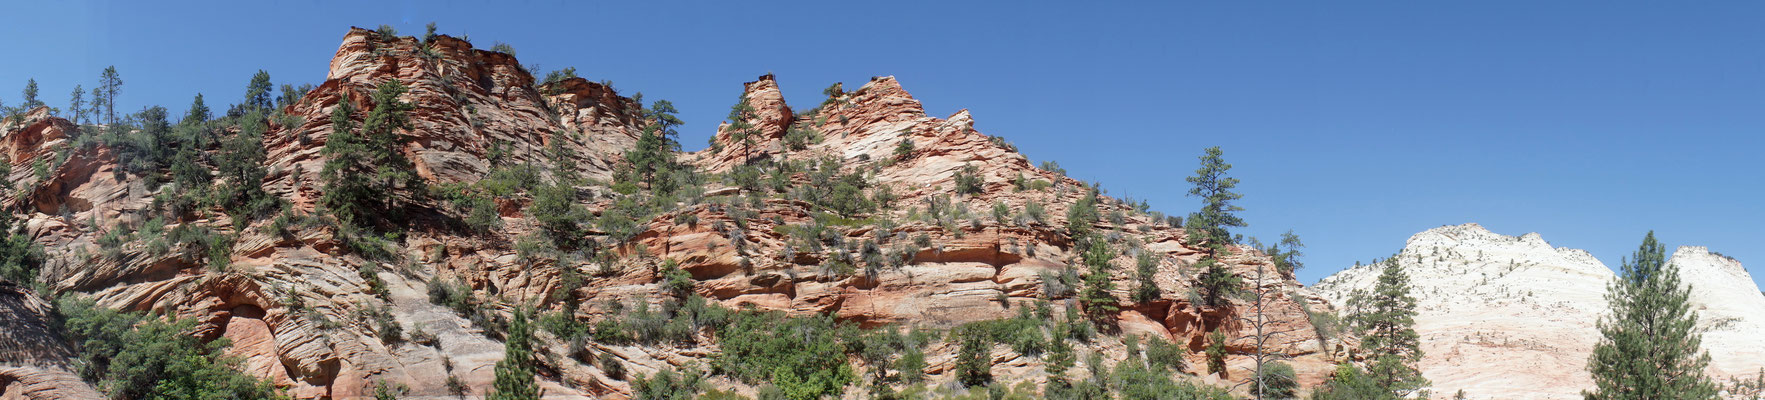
[[0, 27, 1350, 399], [0, 284, 103, 399]]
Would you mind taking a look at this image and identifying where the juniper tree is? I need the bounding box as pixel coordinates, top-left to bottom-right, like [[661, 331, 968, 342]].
[[1584, 231, 1717, 400], [1347, 259, 1428, 397], [953, 163, 983, 195], [1066, 187, 1101, 236], [893, 137, 914, 160], [488, 309, 539, 400]]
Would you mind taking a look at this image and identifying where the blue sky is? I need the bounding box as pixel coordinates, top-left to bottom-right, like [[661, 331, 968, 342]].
[[4, 1, 1761, 288]]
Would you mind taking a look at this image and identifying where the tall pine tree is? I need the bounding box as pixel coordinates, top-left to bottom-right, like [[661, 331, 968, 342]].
[[488, 308, 539, 400], [67, 84, 85, 124], [241, 70, 274, 114], [1186, 146, 1245, 307], [619, 99, 684, 192], [319, 80, 421, 228], [723, 93, 757, 159], [21, 78, 43, 109], [1076, 235, 1119, 326], [97, 66, 122, 125], [1584, 231, 1717, 400], [1347, 258, 1428, 397]]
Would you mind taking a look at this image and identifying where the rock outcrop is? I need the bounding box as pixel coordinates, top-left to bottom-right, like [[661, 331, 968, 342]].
[[1315, 223, 1765, 399], [1672, 246, 1765, 381], [0, 284, 103, 400], [0, 27, 1347, 399]]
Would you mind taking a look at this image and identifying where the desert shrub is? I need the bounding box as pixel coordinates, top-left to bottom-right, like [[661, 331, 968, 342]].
[[1145, 336, 1187, 373], [953, 163, 983, 195], [634, 367, 704, 400]]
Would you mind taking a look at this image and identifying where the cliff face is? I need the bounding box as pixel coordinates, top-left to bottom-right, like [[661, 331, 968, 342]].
[[1315, 224, 1765, 399], [1672, 246, 1765, 380], [677, 73, 1345, 393], [0, 28, 1343, 399], [0, 284, 103, 400]]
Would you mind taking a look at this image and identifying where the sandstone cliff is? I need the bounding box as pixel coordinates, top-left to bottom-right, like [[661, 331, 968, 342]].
[[0, 27, 1343, 399]]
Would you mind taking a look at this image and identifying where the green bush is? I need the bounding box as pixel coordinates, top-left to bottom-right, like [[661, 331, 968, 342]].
[[953, 324, 994, 388], [1259, 362, 1299, 399], [57, 297, 282, 399], [712, 311, 855, 400], [1205, 330, 1227, 375], [953, 163, 983, 195], [1145, 336, 1187, 373], [634, 366, 705, 400]]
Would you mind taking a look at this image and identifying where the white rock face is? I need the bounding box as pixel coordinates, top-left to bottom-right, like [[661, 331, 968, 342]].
[[1317, 224, 1765, 399], [1672, 246, 1765, 380], [1315, 223, 1616, 400]]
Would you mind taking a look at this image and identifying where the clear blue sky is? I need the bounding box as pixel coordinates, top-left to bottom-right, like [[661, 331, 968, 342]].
[[5, 1, 1762, 288]]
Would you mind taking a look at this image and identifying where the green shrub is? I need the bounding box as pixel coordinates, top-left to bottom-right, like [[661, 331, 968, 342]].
[[1205, 330, 1227, 375], [893, 138, 914, 160], [634, 367, 704, 400], [712, 311, 855, 400], [953, 164, 984, 195], [1145, 336, 1187, 373], [57, 297, 282, 399], [1259, 362, 1299, 399], [953, 324, 992, 388]]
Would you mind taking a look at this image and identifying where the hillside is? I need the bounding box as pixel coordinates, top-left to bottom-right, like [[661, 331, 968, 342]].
[[1315, 223, 1765, 399], [0, 27, 1344, 399]]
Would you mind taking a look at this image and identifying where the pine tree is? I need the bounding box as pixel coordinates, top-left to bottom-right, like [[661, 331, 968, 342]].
[[1131, 251, 1160, 303], [1584, 231, 1717, 400], [1185, 146, 1244, 246], [488, 309, 539, 400], [97, 66, 122, 125], [1186, 146, 1245, 308], [21, 78, 43, 109], [320, 101, 371, 226], [216, 111, 272, 219], [1205, 330, 1228, 376], [183, 93, 210, 125], [1076, 235, 1119, 326], [1347, 259, 1428, 397], [88, 86, 104, 124], [0, 163, 43, 285], [242, 70, 273, 113], [321, 80, 422, 228], [723, 93, 757, 159], [619, 99, 684, 192], [67, 85, 85, 124], [364, 79, 421, 212]]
